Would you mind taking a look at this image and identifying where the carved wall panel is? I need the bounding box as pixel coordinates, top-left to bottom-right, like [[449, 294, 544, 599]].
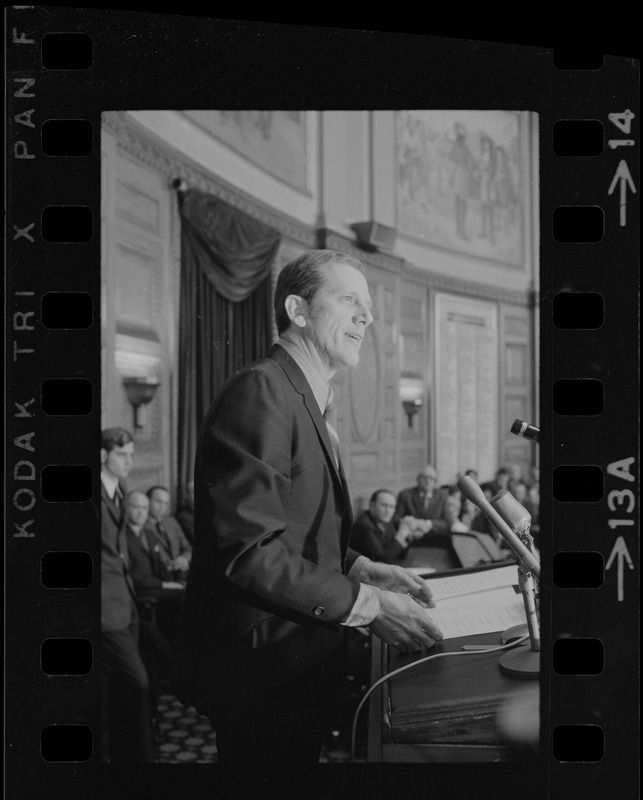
[[499, 303, 534, 478], [101, 130, 176, 491]]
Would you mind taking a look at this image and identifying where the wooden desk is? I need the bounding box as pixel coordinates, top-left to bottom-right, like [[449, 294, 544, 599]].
[[367, 630, 539, 763]]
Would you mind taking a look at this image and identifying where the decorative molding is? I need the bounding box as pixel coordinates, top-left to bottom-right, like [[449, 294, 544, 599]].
[[102, 112, 317, 249], [322, 228, 531, 307], [103, 113, 532, 309]]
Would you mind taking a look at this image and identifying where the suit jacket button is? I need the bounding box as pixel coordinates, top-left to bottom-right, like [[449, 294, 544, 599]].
[[313, 606, 325, 616]]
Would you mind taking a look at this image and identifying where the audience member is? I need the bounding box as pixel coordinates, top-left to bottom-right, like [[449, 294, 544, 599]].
[[350, 489, 418, 563], [509, 479, 529, 505], [395, 464, 450, 537], [125, 491, 185, 646], [99, 427, 154, 763], [175, 480, 195, 545], [488, 467, 511, 496], [145, 486, 192, 583], [443, 486, 469, 533]]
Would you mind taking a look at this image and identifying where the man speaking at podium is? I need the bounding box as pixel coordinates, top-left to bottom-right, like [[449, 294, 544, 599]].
[[176, 250, 442, 796]]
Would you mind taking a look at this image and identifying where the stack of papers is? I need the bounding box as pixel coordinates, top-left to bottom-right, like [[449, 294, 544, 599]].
[[423, 565, 527, 640]]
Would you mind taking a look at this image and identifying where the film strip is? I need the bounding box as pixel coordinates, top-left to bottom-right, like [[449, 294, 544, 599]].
[[5, 11, 639, 800]]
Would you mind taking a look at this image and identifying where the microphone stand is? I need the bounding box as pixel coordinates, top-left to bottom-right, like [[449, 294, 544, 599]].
[[498, 525, 540, 680], [457, 477, 540, 680]]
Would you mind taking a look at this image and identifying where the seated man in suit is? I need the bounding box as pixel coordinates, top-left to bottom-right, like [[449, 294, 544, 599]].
[[396, 464, 451, 543], [351, 489, 419, 563], [145, 486, 192, 584], [125, 490, 184, 646]]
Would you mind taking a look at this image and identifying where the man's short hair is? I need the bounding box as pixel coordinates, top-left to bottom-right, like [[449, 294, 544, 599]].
[[146, 485, 170, 499], [370, 488, 396, 504], [274, 249, 365, 335], [101, 427, 134, 454]]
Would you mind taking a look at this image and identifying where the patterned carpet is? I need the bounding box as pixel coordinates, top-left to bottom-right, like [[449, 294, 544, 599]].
[[153, 693, 354, 764], [153, 631, 370, 764], [154, 694, 218, 763]]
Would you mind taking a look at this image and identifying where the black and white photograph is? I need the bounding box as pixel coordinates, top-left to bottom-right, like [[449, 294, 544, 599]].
[[5, 11, 639, 800], [98, 107, 541, 787]]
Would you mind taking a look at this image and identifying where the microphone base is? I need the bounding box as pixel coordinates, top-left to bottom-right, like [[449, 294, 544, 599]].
[[501, 623, 529, 644], [498, 645, 540, 680]]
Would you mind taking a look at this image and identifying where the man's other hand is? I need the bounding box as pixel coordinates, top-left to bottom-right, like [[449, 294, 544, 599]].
[[368, 590, 443, 652]]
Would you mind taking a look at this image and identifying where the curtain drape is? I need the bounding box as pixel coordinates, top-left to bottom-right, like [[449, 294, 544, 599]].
[[177, 188, 281, 505]]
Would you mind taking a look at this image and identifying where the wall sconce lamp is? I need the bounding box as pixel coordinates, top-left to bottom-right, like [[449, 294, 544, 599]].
[[123, 376, 161, 430], [402, 398, 423, 427], [400, 376, 424, 429]]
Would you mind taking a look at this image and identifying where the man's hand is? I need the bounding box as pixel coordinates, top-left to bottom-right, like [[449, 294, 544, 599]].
[[161, 581, 185, 590], [171, 555, 190, 572], [368, 590, 443, 652], [359, 561, 436, 608]]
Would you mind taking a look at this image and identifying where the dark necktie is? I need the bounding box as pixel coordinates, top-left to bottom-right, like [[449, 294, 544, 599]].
[[156, 521, 171, 552], [324, 389, 341, 468]]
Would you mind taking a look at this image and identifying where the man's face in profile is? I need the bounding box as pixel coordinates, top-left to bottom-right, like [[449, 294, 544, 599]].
[[101, 442, 134, 480], [304, 261, 374, 374]]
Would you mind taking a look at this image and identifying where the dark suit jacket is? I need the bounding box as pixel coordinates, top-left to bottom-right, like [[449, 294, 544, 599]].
[[396, 486, 450, 535], [350, 510, 408, 564], [125, 524, 169, 593], [101, 483, 138, 632], [176, 345, 362, 716], [144, 515, 191, 564]]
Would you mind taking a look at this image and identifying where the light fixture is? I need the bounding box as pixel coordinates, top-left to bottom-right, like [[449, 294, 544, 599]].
[[123, 376, 161, 430], [400, 376, 424, 428]]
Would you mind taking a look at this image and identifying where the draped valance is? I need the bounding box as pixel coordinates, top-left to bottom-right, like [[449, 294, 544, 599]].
[[178, 188, 281, 302]]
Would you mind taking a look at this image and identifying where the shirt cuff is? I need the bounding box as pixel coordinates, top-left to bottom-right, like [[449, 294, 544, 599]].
[[347, 554, 371, 582], [341, 582, 381, 627]]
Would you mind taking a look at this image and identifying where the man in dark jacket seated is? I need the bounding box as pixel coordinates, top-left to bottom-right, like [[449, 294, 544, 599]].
[[350, 489, 417, 563], [125, 490, 185, 647], [395, 464, 452, 546]]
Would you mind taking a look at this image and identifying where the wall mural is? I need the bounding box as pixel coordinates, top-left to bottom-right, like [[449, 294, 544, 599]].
[[396, 110, 524, 266], [183, 110, 308, 192]]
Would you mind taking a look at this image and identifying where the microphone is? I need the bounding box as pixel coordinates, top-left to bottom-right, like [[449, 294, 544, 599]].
[[510, 418, 539, 443], [458, 477, 540, 578], [458, 476, 540, 680], [490, 490, 532, 538]]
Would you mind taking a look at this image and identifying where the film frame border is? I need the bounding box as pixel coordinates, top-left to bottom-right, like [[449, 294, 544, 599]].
[[5, 10, 640, 799]]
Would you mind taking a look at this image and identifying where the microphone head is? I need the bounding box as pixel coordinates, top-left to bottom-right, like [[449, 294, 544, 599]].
[[458, 475, 488, 506], [491, 490, 531, 532]]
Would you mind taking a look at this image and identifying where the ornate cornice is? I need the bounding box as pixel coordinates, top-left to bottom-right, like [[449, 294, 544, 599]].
[[323, 228, 532, 307], [102, 112, 533, 308], [102, 111, 317, 248]]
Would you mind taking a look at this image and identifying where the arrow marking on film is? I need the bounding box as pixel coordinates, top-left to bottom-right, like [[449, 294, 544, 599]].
[[605, 536, 634, 602], [608, 160, 637, 227]]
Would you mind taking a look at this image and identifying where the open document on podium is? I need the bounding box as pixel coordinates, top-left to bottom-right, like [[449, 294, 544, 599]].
[[422, 565, 527, 639]]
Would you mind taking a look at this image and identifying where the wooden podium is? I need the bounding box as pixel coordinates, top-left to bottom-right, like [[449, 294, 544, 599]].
[[366, 557, 539, 763], [367, 632, 539, 762]]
